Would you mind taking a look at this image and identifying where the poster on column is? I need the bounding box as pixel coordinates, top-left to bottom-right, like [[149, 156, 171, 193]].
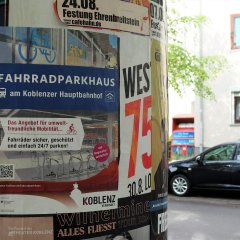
[[0, 217, 54, 240], [148, 1, 168, 239], [0, 26, 120, 214], [150, 0, 167, 41], [119, 33, 152, 198], [150, 31, 168, 240], [55, 0, 149, 35], [0, 215, 150, 239]]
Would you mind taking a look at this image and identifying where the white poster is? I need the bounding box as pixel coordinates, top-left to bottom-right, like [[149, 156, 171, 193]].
[[55, 0, 149, 35], [119, 33, 152, 198]]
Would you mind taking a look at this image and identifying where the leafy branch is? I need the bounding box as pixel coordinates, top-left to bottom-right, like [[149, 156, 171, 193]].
[[167, 5, 227, 98]]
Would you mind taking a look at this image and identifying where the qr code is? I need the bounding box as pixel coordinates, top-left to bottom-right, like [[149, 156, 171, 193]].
[[0, 164, 14, 179]]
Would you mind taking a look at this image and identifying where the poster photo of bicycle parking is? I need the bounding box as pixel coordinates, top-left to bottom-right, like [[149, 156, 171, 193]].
[[0, 26, 119, 68]]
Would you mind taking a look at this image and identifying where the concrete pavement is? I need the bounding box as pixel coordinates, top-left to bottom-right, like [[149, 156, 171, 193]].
[[168, 192, 240, 240]]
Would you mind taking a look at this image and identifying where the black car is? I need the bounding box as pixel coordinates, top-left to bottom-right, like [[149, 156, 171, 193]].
[[168, 142, 240, 196]]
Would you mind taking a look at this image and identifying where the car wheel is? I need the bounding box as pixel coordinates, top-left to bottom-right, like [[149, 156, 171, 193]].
[[170, 174, 190, 196]]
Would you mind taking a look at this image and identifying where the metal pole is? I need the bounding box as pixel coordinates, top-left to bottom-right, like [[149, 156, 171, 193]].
[[199, 0, 204, 153]]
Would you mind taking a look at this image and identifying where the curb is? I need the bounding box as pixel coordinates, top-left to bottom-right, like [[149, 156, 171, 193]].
[[168, 194, 240, 208]]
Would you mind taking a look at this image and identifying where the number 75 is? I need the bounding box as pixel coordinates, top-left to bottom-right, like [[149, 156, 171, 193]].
[[125, 96, 152, 178]]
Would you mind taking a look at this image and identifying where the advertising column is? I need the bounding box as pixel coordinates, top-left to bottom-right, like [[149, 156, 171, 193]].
[[0, 0, 168, 239]]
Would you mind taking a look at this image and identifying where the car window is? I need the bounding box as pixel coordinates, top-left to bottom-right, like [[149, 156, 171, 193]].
[[203, 144, 236, 161], [235, 146, 240, 160]]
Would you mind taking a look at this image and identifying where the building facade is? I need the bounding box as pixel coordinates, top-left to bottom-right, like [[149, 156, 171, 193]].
[[194, 0, 240, 152], [169, 0, 240, 152]]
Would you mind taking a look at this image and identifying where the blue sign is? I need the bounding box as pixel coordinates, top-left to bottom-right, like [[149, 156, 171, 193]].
[[173, 131, 194, 139], [172, 139, 194, 145], [0, 63, 119, 111]]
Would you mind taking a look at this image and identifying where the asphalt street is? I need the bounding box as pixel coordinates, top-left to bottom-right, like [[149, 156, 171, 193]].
[[168, 191, 240, 240]]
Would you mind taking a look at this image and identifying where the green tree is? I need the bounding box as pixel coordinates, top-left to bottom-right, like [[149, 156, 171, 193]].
[[167, 6, 227, 98]]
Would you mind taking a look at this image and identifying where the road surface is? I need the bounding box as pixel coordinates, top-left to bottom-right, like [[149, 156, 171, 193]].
[[168, 191, 240, 240]]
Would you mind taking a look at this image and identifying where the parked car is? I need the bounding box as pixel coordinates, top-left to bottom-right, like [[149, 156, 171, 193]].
[[168, 142, 240, 196]]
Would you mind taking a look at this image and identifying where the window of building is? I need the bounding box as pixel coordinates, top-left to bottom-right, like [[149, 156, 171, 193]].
[[67, 30, 91, 66], [15, 28, 57, 49], [234, 94, 240, 123], [231, 14, 240, 49], [0, 27, 12, 41], [232, 92, 240, 124]]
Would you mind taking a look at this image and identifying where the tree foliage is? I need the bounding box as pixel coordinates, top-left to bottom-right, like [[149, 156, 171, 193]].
[[167, 6, 227, 98]]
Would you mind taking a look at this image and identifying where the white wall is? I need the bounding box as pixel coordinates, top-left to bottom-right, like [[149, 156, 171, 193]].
[[169, 87, 194, 133], [169, 0, 240, 148]]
